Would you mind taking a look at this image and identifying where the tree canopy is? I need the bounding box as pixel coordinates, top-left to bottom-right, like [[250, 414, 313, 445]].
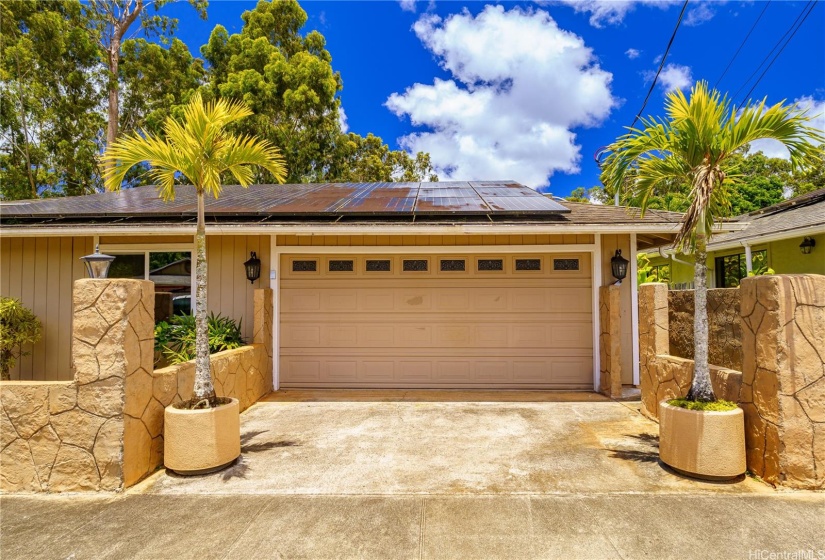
[[0, 0, 435, 200]]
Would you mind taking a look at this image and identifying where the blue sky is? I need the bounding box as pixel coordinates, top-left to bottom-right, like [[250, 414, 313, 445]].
[[164, 0, 825, 197]]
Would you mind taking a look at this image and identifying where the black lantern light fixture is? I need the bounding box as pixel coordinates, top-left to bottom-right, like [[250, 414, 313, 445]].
[[244, 251, 261, 284], [799, 237, 816, 255], [611, 249, 629, 284], [79, 245, 115, 279]]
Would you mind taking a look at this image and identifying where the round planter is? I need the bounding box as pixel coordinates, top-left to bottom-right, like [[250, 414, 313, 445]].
[[658, 400, 746, 481], [164, 397, 241, 475]]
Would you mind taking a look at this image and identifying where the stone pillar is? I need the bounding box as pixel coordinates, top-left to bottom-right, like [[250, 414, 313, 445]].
[[638, 283, 671, 417], [599, 285, 622, 398], [253, 288, 274, 394], [73, 279, 155, 490], [740, 274, 825, 489]]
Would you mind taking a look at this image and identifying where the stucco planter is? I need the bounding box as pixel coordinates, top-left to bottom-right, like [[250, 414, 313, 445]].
[[658, 400, 746, 481], [164, 397, 241, 475]]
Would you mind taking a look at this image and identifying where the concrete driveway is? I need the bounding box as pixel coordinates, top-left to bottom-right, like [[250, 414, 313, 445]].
[[137, 389, 769, 495], [3, 391, 823, 559]]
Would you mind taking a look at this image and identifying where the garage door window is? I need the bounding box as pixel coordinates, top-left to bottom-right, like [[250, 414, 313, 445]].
[[366, 259, 391, 272], [328, 259, 354, 272], [553, 258, 580, 271], [477, 258, 504, 272], [403, 259, 428, 272], [515, 258, 541, 271], [292, 260, 318, 272], [440, 259, 466, 272]]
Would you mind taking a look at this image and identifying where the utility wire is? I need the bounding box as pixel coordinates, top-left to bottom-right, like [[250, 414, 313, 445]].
[[628, 0, 690, 132], [731, 0, 814, 105], [713, 0, 770, 90], [737, 0, 817, 107]]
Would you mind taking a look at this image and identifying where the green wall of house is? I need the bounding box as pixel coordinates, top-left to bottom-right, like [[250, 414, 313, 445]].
[[648, 232, 825, 287]]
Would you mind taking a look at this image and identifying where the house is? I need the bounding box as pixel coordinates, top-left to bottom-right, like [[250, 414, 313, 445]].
[[1, 181, 698, 392], [646, 187, 825, 289]]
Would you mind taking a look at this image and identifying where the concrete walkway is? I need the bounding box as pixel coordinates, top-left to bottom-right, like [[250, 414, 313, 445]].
[[2, 391, 823, 559]]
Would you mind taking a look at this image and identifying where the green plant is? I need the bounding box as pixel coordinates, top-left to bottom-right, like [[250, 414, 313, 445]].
[[102, 91, 285, 409], [0, 297, 42, 380], [154, 312, 245, 366], [601, 81, 822, 402], [637, 253, 670, 284], [668, 398, 738, 412]]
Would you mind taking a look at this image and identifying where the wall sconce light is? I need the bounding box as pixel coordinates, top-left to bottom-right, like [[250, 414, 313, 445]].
[[799, 237, 816, 255], [244, 251, 261, 284], [611, 249, 629, 284], [79, 245, 115, 279]]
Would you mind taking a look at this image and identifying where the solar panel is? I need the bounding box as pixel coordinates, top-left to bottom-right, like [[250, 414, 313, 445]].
[[0, 181, 570, 218]]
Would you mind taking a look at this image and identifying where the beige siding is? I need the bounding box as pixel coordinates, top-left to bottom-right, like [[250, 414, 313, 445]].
[[0, 236, 92, 380], [280, 252, 593, 389], [277, 234, 594, 246], [206, 235, 270, 342], [600, 234, 633, 384]]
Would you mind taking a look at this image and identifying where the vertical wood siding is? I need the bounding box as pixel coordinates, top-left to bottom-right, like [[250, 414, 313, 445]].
[[206, 235, 270, 343], [277, 234, 594, 246], [600, 234, 633, 384], [0, 236, 93, 380]]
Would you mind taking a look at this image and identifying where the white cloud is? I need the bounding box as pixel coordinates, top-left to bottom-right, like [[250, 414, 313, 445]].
[[625, 48, 640, 59], [338, 106, 349, 133], [385, 6, 616, 188], [749, 96, 825, 160], [399, 0, 416, 13], [648, 63, 693, 94], [554, 0, 676, 28], [684, 3, 715, 26]]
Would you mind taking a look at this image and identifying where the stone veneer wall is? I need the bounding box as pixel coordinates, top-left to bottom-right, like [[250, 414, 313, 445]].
[[1, 280, 155, 492], [669, 288, 742, 371], [1, 282, 274, 493], [639, 277, 825, 489], [598, 285, 622, 398], [739, 275, 824, 489]]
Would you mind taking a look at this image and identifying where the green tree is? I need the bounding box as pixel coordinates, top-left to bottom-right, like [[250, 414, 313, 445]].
[[85, 0, 207, 162], [0, 0, 104, 199], [327, 133, 438, 182], [101, 92, 286, 407], [0, 297, 42, 380], [601, 81, 821, 402], [783, 143, 825, 197], [202, 0, 436, 184]]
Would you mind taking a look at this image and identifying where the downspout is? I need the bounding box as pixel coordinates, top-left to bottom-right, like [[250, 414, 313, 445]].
[[743, 243, 753, 275]]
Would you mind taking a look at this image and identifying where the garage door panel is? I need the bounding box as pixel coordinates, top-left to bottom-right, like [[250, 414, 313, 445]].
[[280, 252, 593, 388]]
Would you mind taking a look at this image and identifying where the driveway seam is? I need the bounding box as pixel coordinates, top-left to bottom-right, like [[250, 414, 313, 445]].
[[219, 495, 275, 560], [418, 497, 426, 560]]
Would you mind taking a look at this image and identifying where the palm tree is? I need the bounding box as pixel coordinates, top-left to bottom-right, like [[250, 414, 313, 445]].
[[101, 92, 286, 408], [601, 81, 821, 401]]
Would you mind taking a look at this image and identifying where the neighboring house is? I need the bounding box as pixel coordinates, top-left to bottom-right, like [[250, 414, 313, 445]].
[[1, 181, 699, 391], [648, 187, 825, 289]]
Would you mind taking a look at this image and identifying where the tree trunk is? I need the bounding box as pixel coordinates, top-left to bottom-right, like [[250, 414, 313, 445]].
[[687, 233, 715, 402], [105, 40, 120, 174], [192, 190, 215, 403]]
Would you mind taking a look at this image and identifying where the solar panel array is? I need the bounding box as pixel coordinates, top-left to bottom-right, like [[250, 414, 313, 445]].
[[0, 181, 570, 218]]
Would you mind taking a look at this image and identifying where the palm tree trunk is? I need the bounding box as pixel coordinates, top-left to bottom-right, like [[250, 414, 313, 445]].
[[193, 190, 215, 404], [687, 233, 715, 402]]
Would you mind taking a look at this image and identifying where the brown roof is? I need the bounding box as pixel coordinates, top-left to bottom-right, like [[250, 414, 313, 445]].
[[0, 181, 686, 228], [707, 187, 825, 247]]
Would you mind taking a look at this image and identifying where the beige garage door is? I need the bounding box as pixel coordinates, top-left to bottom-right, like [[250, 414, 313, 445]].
[[279, 253, 593, 389]]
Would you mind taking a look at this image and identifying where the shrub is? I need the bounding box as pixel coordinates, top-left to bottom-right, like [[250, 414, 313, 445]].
[[667, 398, 738, 412], [0, 297, 42, 380], [154, 312, 245, 366]]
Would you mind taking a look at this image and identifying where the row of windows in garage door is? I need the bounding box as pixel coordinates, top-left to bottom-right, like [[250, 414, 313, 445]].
[[287, 256, 582, 275]]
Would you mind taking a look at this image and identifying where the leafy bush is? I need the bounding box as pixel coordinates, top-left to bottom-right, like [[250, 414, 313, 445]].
[[154, 312, 244, 366], [667, 398, 738, 412], [0, 297, 42, 380]]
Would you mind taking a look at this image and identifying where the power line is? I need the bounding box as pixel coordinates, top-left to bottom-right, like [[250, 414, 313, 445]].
[[737, 1, 817, 107], [712, 0, 770, 90], [731, 0, 814, 105], [628, 0, 690, 132]]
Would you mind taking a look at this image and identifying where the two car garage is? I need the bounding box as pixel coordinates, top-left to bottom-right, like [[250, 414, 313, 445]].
[[279, 252, 594, 389]]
